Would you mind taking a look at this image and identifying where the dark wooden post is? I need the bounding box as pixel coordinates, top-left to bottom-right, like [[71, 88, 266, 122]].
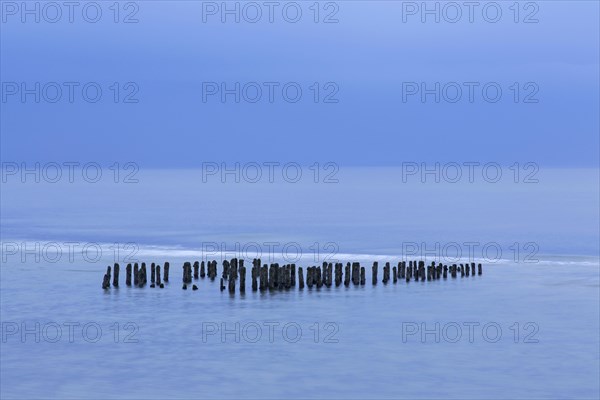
[[316, 267, 322, 288], [102, 266, 111, 289], [133, 263, 139, 286], [164, 262, 170, 282], [194, 261, 199, 279], [139, 263, 147, 287], [156, 265, 162, 286], [352, 262, 359, 285], [478, 263, 482, 275], [360, 266, 366, 285], [291, 264, 296, 287], [298, 266, 305, 289], [344, 263, 350, 286], [112, 263, 119, 287], [239, 261, 246, 293], [372, 262, 378, 285], [126, 263, 132, 286]]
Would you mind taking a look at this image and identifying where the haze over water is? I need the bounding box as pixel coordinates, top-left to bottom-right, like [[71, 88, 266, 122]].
[[1, 168, 599, 399]]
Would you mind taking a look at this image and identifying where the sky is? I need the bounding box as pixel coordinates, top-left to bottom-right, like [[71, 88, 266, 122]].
[[1, 0, 599, 168]]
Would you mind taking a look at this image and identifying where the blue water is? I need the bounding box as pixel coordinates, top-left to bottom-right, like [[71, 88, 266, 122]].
[[1, 168, 599, 399]]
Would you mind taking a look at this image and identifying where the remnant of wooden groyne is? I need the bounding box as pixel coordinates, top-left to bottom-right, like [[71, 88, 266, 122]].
[[102, 258, 484, 292]]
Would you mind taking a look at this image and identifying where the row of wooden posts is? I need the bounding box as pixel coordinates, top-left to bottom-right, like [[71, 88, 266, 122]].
[[102, 259, 482, 290]]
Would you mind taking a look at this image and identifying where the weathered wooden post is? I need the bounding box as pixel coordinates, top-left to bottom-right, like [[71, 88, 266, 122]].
[[156, 265, 162, 286], [209, 261, 216, 280], [344, 263, 350, 286], [334, 263, 341, 286], [239, 262, 246, 293], [393, 266, 397, 283], [193, 261, 199, 279], [139, 263, 147, 287], [269, 264, 276, 290], [352, 262, 359, 285], [150, 263, 156, 285], [164, 262, 170, 282], [443, 264, 448, 279], [126, 263, 132, 286], [133, 263, 139, 286], [372, 262, 378, 285], [316, 267, 323, 288], [222, 260, 228, 280], [102, 266, 111, 289], [251, 260, 258, 291], [413, 261, 418, 279], [291, 264, 296, 287], [298, 266, 305, 289], [183, 262, 190, 284], [383, 262, 390, 284], [478, 263, 482, 275], [261, 264, 268, 291], [112, 263, 119, 287], [200, 261, 206, 278], [360, 266, 366, 285], [193, 284, 198, 290], [287, 265, 292, 289]]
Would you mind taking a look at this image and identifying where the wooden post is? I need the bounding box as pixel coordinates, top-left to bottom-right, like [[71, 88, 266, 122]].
[[291, 264, 296, 287], [150, 263, 156, 285], [478, 263, 482, 275], [413, 261, 418, 279], [298, 266, 305, 289], [372, 262, 378, 285], [251, 260, 258, 291], [344, 263, 350, 286], [139, 263, 147, 287], [261, 264, 268, 291], [360, 266, 366, 285], [164, 262, 170, 282], [393, 266, 397, 283], [102, 266, 111, 289], [200, 261, 206, 278], [133, 263, 139, 286], [193, 261, 199, 279], [383, 262, 390, 284], [239, 262, 246, 293], [352, 262, 360, 285], [156, 265, 162, 286], [126, 263, 132, 286], [316, 267, 323, 288], [112, 263, 119, 287]]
